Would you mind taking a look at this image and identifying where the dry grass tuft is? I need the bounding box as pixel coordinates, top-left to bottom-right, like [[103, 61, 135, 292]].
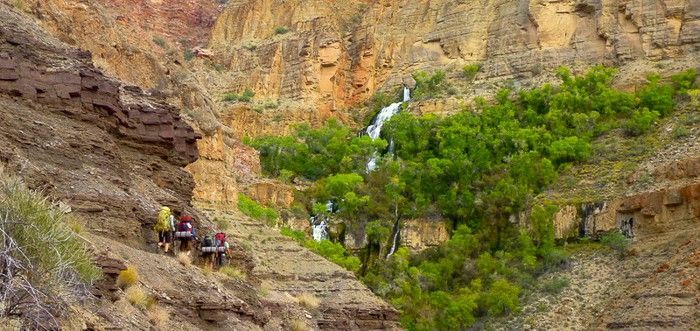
[[177, 253, 191, 266], [125, 286, 154, 310], [295, 293, 320, 309], [117, 266, 139, 289], [147, 305, 169, 327], [290, 319, 310, 331], [219, 265, 246, 279], [259, 280, 273, 297]]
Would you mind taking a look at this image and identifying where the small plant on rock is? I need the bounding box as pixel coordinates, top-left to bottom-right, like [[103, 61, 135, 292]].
[[600, 231, 630, 256], [117, 266, 139, 289], [274, 26, 290, 35], [295, 293, 320, 309]]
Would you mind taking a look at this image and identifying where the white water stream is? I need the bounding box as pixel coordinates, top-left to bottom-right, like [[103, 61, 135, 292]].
[[365, 87, 410, 171]]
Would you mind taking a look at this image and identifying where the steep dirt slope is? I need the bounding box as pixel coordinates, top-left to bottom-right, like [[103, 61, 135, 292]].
[[202, 208, 401, 330]]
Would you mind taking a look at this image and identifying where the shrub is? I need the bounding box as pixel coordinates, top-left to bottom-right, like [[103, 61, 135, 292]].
[[153, 36, 167, 49], [624, 108, 659, 136], [481, 278, 521, 316], [222, 89, 255, 103], [412, 70, 450, 100], [462, 64, 481, 80], [237, 193, 279, 225], [219, 266, 246, 279], [125, 286, 155, 310], [222, 93, 238, 102], [274, 26, 290, 35], [295, 293, 320, 309], [259, 280, 273, 297], [672, 125, 689, 139], [117, 266, 139, 289], [0, 172, 101, 328], [548, 136, 591, 164], [600, 231, 630, 256], [243, 42, 258, 51], [184, 49, 195, 61], [541, 277, 569, 295], [239, 88, 255, 102]]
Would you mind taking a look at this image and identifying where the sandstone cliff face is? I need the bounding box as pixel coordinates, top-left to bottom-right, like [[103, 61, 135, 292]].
[[210, 0, 699, 114]]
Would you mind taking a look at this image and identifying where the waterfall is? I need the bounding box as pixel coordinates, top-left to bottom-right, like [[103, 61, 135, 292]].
[[386, 225, 400, 259], [366, 86, 410, 171], [311, 201, 335, 241], [312, 217, 329, 241]]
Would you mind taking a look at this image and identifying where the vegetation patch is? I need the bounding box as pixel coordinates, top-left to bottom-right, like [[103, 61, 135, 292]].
[[274, 26, 290, 35], [248, 66, 695, 329], [0, 171, 101, 329], [219, 266, 246, 279], [222, 88, 255, 103], [237, 193, 279, 225], [281, 227, 361, 272], [117, 266, 139, 289]]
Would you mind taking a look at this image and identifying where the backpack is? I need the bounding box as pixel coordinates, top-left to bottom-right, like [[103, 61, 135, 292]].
[[214, 232, 227, 247], [178, 221, 192, 233], [154, 209, 171, 232], [202, 235, 214, 248]]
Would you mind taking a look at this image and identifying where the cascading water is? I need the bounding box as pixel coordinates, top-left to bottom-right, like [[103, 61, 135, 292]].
[[311, 201, 335, 241], [386, 225, 400, 258], [366, 86, 410, 172]]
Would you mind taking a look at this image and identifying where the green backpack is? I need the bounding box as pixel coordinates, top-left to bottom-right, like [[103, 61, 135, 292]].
[[154, 208, 171, 231]]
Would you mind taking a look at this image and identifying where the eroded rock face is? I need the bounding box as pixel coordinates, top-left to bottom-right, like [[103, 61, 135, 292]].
[[0, 6, 201, 246], [209, 0, 699, 113], [401, 218, 451, 251], [547, 156, 700, 240]]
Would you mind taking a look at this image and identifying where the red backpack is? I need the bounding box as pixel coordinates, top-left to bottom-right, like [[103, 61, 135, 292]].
[[178, 221, 192, 233], [214, 232, 226, 247]]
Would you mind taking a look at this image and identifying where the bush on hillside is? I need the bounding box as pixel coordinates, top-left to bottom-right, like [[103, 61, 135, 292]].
[[0, 171, 101, 329]]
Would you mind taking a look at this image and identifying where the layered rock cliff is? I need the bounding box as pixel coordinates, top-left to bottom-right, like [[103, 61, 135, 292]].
[[0, 2, 403, 329]]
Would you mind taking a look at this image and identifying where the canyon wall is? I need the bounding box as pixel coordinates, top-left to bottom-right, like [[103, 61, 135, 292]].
[[19, 0, 699, 213], [210, 0, 699, 114]]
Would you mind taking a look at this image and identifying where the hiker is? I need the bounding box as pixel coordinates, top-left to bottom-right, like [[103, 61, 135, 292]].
[[175, 214, 196, 255], [200, 233, 216, 269], [214, 232, 231, 267], [154, 206, 175, 253]]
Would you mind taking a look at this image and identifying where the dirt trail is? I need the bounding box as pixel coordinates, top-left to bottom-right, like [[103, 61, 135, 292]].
[[201, 208, 401, 330]]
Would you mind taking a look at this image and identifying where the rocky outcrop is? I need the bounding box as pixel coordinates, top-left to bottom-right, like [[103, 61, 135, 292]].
[[0, 5, 201, 246], [400, 218, 451, 251], [549, 156, 700, 240]]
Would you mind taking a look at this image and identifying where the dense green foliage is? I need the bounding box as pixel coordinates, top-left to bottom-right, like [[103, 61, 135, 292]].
[[281, 227, 361, 272], [249, 67, 696, 330], [237, 193, 278, 225], [246, 119, 387, 180]]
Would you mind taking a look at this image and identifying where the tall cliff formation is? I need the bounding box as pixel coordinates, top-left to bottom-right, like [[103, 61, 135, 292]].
[[210, 0, 699, 113], [16, 0, 699, 210]]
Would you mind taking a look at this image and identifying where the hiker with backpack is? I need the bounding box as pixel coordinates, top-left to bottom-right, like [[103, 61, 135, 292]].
[[154, 206, 176, 253], [175, 214, 196, 255], [214, 232, 231, 267], [200, 234, 216, 269], [200, 232, 230, 268]]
